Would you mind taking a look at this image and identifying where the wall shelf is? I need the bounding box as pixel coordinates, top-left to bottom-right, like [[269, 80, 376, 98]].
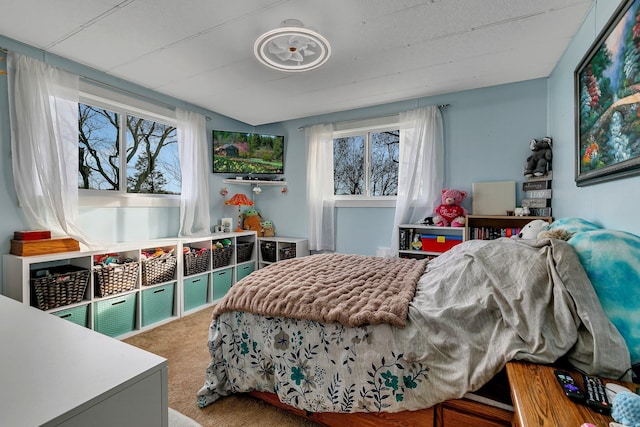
[[223, 179, 287, 186]]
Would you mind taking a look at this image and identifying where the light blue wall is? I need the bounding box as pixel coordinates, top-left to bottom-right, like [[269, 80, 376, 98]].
[[276, 80, 548, 255], [548, 0, 640, 235]]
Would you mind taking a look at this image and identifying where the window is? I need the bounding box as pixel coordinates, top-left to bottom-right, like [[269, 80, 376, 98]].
[[332, 115, 399, 206], [77, 83, 181, 206]]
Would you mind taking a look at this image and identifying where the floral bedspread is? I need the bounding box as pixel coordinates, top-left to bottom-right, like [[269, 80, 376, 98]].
[[197, 239, 630, 413], [197, 312, 430, 412]]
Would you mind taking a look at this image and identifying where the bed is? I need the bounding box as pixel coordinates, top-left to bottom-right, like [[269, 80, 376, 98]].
[[197, 217, 638, 426]]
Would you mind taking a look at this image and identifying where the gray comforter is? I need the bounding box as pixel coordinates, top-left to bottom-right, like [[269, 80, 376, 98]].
[[198, 238, 630, 412]]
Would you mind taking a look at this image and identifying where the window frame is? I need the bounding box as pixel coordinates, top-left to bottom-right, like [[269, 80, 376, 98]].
[[332, 114, 399, 208], [78, 81, 180, 208]]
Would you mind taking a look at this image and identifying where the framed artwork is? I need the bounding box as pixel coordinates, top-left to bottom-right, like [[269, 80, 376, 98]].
[[575, 0, 640, 186], [221, 218, 232, 233]]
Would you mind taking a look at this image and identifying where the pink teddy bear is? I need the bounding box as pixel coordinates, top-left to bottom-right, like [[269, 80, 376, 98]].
[[433, 188, 468, 227]]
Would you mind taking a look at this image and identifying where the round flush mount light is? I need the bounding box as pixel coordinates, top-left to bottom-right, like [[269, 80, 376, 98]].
[[254, 19, 331, 72]]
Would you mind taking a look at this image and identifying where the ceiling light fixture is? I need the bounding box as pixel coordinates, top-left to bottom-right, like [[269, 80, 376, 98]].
[[254, 19, 331, 72]]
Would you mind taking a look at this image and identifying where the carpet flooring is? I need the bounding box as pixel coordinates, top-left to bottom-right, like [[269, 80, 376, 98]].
[[123, 306, 320, 427]]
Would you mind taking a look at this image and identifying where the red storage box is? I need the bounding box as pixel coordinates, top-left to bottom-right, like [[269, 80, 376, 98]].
[[13, 230, 51, 240], [421, 234, 463, 253]]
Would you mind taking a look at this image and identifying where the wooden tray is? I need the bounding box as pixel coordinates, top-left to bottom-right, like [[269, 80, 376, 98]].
[[11, 237, 80, 256]]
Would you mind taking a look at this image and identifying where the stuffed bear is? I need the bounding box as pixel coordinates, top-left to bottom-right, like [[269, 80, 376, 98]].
[[524, 137, 553, 177], [433, 188, 468, 227], [512, 219, 548, 239], [241, 208, 264, 237], [261, 220, 275, 237]]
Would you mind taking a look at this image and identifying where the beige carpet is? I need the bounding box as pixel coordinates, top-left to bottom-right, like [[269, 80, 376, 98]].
[[124, 306, 320, 427]]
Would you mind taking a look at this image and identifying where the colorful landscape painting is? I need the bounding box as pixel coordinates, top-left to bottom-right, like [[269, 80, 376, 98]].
[[576, 0, 640, 185]]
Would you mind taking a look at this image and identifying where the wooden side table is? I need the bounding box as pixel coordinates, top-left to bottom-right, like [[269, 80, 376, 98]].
[[506, 361, 637, 427]]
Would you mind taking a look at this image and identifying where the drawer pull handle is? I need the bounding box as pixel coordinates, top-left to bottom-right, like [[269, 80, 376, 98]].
[[153, 288, 165, 294], [59, 313, 72, 319], [192, 279, 201, 283], [112, 300, 126, 306]]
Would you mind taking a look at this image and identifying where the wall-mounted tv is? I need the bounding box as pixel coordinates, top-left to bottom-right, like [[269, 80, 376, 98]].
[[212, 130, 285, 175]]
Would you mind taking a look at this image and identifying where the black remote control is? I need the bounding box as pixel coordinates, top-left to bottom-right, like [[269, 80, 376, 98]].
[[554, 370, 585, 402], [583, 375, 611, 415]]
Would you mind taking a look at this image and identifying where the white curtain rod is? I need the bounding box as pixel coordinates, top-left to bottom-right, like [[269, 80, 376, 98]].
[[297, 104, 450, 131]]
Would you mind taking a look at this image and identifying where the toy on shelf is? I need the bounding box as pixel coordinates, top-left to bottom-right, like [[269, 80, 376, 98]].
[[433, 189, 468, 227], [261, 220, 275, 237], [524, 137, 552, 178], [141, 247, 175, 260], [242, 208, 264, 236]]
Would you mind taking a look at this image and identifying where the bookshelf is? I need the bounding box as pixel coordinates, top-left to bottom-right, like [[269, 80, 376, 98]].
[[398, 224, 465, 259], [465, 215, 552, 240]]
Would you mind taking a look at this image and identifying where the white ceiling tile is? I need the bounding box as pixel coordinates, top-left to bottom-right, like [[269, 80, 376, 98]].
[[0, 0, 593, 125]]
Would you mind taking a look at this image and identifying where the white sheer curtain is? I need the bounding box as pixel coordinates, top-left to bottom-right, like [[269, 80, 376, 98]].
[[7, 52, 94, 246], [177, 108, 211, 236], [306, 123, 335, 251], [389, 106, 444, 253]]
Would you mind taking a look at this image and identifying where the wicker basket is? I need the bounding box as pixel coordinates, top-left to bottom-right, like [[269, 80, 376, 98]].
[[212, 246, 234, 269], [94, 261, 139, 297], [236, 242, 254, 263], [30, 265, 90, 311], [280, 246, 297, 260], [184, 248, 211, 276], [142, 255, 177, 286], [260, 241, 276, 262]]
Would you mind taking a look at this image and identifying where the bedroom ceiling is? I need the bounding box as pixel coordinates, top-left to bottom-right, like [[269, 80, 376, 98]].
[[0, 0, 593, 126]]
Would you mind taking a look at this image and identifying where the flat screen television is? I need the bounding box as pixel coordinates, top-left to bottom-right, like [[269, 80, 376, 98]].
[[212, 130, 284, 175]]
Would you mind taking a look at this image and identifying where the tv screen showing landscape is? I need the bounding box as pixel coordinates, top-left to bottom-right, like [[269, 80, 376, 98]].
[[212, 130, 284, 175]]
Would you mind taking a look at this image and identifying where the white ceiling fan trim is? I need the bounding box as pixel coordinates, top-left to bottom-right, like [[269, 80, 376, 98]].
[[254, 20, 331, 72]]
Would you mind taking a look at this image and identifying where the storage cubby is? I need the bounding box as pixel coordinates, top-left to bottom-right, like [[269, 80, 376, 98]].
[[141, 282, 175, 327], [94, 292, 138, 338], [257, 237, 309, 269], [183, 273, 209, 311], [52, 303, 90, 328], [212, 267, 233, 301], [3, 231, 258, 338], [141, 245, 178, 287], [398, 224, 465, 259], [237, 263, 255, 281], [92, 249, 140, 299], [180, 231, 258, 313]]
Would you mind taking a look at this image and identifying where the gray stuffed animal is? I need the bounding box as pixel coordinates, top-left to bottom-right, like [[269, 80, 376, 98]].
[[524, 137, 553, 177]]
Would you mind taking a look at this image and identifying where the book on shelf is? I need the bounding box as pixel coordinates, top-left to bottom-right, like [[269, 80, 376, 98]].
[[399, 229, 408, 250], [470, 227, 521, 240], [399, 228, 417, 251]]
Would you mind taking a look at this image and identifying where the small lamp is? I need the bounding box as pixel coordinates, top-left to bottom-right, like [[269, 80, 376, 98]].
[[225, 193, 254, 232]]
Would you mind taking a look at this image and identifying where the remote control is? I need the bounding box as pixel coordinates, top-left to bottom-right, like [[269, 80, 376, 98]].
[[583, 375, 611, 415], [554, 370, 585, 402]]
